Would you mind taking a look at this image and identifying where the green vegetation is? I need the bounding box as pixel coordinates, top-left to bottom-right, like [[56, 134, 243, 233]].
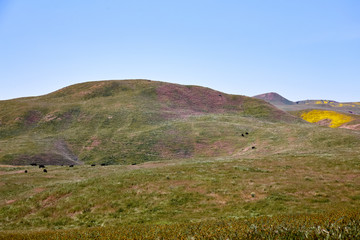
[[1, 149, 360, 230]]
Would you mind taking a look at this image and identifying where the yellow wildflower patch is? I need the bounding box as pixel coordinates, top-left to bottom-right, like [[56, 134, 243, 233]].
[[301, 110, 354, 128], [315, 100, 331, 105]]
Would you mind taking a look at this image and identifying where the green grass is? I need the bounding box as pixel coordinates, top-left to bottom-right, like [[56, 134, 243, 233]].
[[1, 210, 359, 239], [1, 149, 359, 230]]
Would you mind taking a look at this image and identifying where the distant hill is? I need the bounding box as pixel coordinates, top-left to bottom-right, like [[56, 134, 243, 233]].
[[0, 80, 300, 165], [253, 92, 295, 105], [254, 92, 360, 129], [294, 100, 360, 114]]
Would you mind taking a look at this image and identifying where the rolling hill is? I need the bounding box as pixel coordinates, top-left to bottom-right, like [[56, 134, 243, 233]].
[[0, 80, 300, 165]]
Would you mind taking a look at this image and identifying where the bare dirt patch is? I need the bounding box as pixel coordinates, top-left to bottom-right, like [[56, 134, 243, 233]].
[[340, 123, 360, 130], [0, 170, 24, 175], [0, 165, 24, 168], [43, 113, 57, 122], [5, 199, 16, 204], [241, 146, 252, 153]]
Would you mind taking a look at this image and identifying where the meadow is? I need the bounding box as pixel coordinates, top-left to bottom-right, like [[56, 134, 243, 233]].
[[1, 144, 360, 238], [1, 210, 359, 239]]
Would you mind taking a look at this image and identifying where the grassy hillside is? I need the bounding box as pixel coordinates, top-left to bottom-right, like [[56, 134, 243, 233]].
[[0, 129, 359, 230], [0, 80, 299, 165], [1, 107, 360, 230]]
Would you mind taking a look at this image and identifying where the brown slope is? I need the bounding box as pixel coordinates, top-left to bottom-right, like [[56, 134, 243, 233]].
[[253, 92, 295, 106]]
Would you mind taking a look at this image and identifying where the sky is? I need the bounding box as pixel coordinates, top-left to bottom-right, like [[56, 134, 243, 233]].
[[0, 0, 359, 102]]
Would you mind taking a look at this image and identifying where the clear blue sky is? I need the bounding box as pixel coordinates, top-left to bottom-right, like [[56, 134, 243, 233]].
[[0, 0, 359, 102]]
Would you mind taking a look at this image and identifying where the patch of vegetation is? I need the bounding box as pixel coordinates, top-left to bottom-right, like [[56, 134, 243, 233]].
[[301, 109, 354, 128]]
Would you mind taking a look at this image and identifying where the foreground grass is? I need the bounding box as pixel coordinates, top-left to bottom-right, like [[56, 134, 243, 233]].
[[1, 150, 359, 230], [1, 210, 359, 239]]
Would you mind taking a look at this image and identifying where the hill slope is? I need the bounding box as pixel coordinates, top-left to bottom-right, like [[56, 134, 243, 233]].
[[0, 80, 300, 165]]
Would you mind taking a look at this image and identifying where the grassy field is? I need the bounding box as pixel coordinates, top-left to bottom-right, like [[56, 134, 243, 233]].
[[1, 136, 360, 233], [1, 149, 360, 238], [1, 210, 359, 239]]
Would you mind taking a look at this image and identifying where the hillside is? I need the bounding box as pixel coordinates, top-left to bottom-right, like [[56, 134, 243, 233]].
[[1, 123, 360, 231], [0, 80, 299, 165]]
